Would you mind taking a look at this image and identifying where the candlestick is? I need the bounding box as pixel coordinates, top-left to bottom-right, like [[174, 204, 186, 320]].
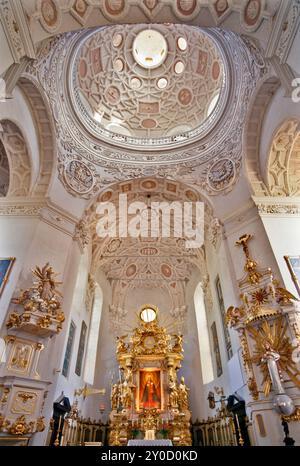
[[54, 415, 62, 447], [235, 414, 240, 429]]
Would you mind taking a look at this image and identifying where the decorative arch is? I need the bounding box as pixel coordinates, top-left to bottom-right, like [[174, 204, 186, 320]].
[[0, 119, 31, 197], [18, 77, 57, 196], [244, 76, 280, 196], [267, 118, 300, 196], [80, 176, 217, 334]]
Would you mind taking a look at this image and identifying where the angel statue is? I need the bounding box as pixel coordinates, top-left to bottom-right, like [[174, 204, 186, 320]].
[[116, 335, 128, 354], [172, 334, 184, 353], [32, 263, 62, 301], [261, 341, 285, 394]]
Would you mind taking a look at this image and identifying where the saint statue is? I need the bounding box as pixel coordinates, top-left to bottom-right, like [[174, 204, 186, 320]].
[[261, 341, 284, 394], [168, 375, 179, 408], [111, 383, 120, 411], [121, 377, 133, 410], [178, 376, 189, 410], [141, 375, 160, 409]]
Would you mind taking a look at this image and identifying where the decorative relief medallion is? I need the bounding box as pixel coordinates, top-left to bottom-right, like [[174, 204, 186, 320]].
[[242, 0, 264, 30], [100, 190, 113, 201], [185, 189, 198, 201], [73, 0, 88, 16], [64, 160, 93, 193], [103, 0, 128, 19], [59, 158, 100, 198], [207, 158, 235, 191], [178, 88, 193, 106], [161, 263, 172, 278], [212, 61, 221, 80], [105, 86, 121, 105], [140, 179, 158, 190], [39, 0, 61, 32], [126, 264, 137, 277], [11, 392, 37, 415], [7, 341, 34, 375], [175, 0, 198, 17], [107, 238, 122, 253], [214, 0, 229, 17]]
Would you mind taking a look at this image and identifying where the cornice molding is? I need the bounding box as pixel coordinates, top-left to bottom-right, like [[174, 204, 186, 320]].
[[0, 197, 79, 236], [253, 196, 300, 216]]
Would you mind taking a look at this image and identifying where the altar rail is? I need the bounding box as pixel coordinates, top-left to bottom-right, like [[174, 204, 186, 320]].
[[48, 417, 108, 446], [192, 415, 246, 446]]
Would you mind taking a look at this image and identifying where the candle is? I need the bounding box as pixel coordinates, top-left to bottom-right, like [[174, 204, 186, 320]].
[[57, 415, 62, 434], [235, 414, 240, 429]]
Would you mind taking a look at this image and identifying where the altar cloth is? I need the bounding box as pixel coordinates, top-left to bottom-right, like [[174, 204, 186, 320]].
[[127, 439, 172, 446]]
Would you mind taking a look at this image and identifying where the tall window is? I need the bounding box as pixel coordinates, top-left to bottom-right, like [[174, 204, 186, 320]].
[[194, 282, 214, 384], [84, 284, 103, 385], [215, 276, 232, 360]]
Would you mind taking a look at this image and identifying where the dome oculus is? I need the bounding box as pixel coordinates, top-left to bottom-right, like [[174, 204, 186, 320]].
[[133, 29, 168, 69]]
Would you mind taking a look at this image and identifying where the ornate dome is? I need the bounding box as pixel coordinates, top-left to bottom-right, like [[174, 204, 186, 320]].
[[69, 24, 227, 149]]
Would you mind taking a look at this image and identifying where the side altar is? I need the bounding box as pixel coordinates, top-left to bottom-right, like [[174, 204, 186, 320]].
[[108, 306, 192, 446]]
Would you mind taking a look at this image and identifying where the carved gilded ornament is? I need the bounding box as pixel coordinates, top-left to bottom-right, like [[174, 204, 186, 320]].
[[281, 406, 300, 423], [226, 235, 299, 328], [109, 310, 191, 445], [226, 234, 300, 402], [248, 317, 300, 398], [8, 415, 34, 435], [6, 263, 65, 336]]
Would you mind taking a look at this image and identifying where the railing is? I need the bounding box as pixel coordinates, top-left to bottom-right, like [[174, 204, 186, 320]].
[[192, 414, 244, 446], [48, 417, 108, 446]]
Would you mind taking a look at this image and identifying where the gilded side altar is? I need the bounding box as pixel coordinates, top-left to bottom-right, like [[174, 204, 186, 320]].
[[108, 305, 192, 446]]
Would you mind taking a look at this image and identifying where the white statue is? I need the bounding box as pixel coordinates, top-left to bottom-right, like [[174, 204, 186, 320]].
[[261, 342, 284, 394]]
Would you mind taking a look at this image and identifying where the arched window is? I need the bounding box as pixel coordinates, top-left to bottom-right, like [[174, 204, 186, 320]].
[[194, 282, 214, 384], [84, 284, 103, 385]]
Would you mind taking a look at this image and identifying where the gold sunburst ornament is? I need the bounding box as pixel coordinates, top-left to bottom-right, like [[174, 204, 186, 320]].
[[248, 317, 300, 397]]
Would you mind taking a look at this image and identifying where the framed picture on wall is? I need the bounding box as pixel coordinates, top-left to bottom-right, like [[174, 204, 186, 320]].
[[62, 320, 76, 378], [211, 321, 223, 377], [0, 257, 15, 297], [284, 255, 300, 297], [75, 321, 87, 377]]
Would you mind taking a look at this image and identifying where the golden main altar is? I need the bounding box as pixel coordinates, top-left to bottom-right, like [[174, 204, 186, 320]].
[[108, 305, 192, 446]]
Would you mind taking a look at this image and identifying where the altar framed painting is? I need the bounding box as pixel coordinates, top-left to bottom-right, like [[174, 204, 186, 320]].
[[284, 255, 300, 297], [138, 369, 162, 410], [0, 257, 15, 297]]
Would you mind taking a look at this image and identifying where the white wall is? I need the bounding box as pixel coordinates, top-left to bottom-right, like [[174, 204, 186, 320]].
[[0, 216, 38, 328], [260, 213, 300, 296]]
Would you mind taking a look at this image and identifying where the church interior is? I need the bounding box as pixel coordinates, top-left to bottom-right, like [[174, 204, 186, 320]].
[[0, 0, 300, 447]]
